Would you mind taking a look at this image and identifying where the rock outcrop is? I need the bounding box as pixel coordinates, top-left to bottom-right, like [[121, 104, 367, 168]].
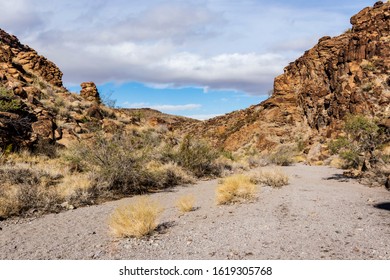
[[80, 82, 101, 103], [0, 29, 63, 87], [182, 1, 390, 157]]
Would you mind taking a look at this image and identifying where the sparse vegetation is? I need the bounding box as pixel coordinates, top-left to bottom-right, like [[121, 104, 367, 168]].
[[216, 174, 257, 205], [250, 168, 289, 188], [63, 130, 208, 198], [327, 114, 380, 169], [176, 194, 196, 213], [109, 197, 162, 238], [165, 135, 221, 177], [268, 145, 295, 166], [0, 87, 22, 112], [361, 60, 376, 72], [0, 164, 62, 218]]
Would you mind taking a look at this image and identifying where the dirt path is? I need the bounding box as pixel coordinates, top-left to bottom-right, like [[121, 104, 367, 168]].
[[1, 164, 390, 260]]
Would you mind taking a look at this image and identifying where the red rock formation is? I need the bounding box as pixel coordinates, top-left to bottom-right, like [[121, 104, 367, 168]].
[[80, 82, 101, 103], [183, 1, 390, 156]]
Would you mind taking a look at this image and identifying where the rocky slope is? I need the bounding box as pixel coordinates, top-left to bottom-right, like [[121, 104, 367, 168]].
[[0, 29, 196, 150], [182, 1, 390, 158]]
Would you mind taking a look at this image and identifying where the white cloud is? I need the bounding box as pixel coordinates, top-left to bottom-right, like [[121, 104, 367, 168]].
[[150, 104, 201, 111], [122, 102, 148, 108], [123, 102, 201, 111], [186, 114, 222, 120]]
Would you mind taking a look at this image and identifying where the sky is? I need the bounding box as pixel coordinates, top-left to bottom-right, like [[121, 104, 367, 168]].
[[0, 0, 376, 119]]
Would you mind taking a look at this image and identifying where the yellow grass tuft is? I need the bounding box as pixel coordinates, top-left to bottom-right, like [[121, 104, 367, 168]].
[[216, 174, 257, 205], [250, 168, 289, 188], [57, 173, 91, 199], [0, 185, 20, 218], [109, 197, 162, 238], [176, 194, 196, 212]]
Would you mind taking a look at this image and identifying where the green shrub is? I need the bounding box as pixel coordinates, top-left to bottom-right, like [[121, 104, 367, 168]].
[[0, 87, 22, 112], [166, 135, 221, 177], [340, 149, 360, 168], [328, 137, 349, 155], [328, 114, 380, 169], [65, 132, 153, 195]]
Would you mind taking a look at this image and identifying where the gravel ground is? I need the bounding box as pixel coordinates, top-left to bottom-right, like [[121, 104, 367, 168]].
[[1, 164, 390, 260]]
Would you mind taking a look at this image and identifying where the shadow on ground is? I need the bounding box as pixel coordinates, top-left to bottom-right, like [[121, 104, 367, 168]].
[[374, 202, 390, 211], [323, 174, 350, 182]]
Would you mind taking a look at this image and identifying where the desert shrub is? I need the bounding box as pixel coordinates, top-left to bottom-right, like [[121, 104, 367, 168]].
[[328, 137, 349, 155], [147, 162, 195, 188], [32, 138, 58, 158], [361, 61, 376, 72], [216, 174, 257, 205], [109, 197, 162, 238], [164, 135, 221, 177], [269, 145, 294, 166], [65, 132, 153, 195], [176, 194, 196, 213], [100, 91, 117, 108], [0, 166, 62, 218], [0, 87, 22, 112], [328, 114, 380, 169], [339, 149, 361, 168], [221, 150, 235, 161], [250, 168, 289, 188], [344, 114, 378, 148], [64, 130, 184, 197]]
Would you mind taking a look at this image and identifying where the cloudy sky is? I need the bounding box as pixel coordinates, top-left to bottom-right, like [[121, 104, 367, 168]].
[[0, 0, 375, 119]]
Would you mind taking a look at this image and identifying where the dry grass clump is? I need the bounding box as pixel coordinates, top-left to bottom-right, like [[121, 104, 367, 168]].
[[251, 168, 289, 188], [0, 185, 20, 218], [176, 194, 196, 213], [216, 174, 257, 205], [109, 197, 162, 238]]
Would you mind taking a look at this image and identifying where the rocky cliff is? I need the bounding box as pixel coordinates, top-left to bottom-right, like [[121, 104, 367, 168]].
[[183, 1, 390, 159]]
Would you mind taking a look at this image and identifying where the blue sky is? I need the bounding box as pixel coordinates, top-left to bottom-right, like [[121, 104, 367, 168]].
[[0, 0, 375, 119]]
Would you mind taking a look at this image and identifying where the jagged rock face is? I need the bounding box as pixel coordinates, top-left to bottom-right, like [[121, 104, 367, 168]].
[[0, 29, 63, 87], [183, 2, 390, 154], [275, 1, 390, 138], [0, 29, 66, 149]]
